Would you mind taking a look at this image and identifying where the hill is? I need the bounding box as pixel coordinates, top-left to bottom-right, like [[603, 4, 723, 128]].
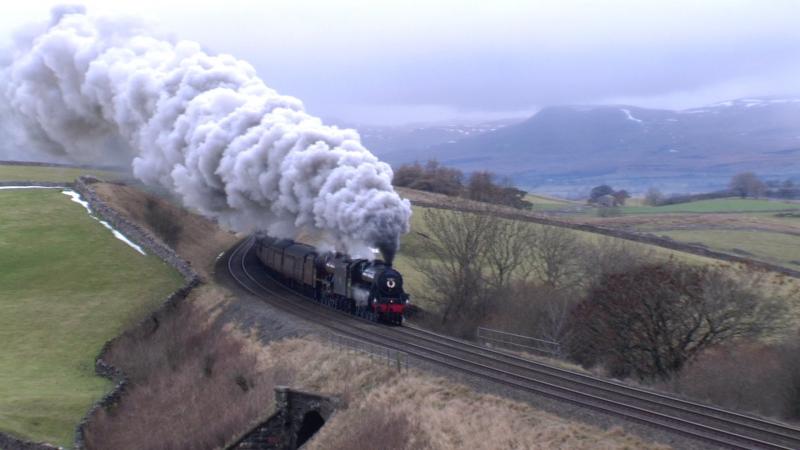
[[374, 96, 800, 196]]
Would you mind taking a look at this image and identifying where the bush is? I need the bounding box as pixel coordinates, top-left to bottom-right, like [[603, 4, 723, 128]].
[[566, 263, 788, 380]]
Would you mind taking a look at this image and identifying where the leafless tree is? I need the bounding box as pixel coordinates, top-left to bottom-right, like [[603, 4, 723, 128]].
[[411, 205, 496, 330], [644, 187, 664, 206], [480, 217, 536, 290], [412, 203, 540, 334], [526, 225, 585, 290], [729, 171, 766, 198]]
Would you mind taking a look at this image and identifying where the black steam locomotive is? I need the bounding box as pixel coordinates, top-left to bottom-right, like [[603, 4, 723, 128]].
[[255, 236, 409, 324]]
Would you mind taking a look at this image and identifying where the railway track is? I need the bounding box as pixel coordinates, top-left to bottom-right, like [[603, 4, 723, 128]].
[[225, 236, 800, 450]]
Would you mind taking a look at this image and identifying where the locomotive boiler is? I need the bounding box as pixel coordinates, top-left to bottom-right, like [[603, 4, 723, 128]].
[[255, 235, 409, 324]]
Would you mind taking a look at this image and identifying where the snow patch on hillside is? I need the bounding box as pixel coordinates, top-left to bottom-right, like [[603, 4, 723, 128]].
[[620, 109, 643, 124], [62, 190, 146, 255]]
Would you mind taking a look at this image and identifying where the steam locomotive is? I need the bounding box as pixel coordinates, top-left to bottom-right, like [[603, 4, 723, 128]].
[[255, 235, 409, 325]]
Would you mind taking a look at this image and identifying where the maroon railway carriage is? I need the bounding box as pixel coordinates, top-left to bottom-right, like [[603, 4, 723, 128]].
[[255, 236, 409, 325]]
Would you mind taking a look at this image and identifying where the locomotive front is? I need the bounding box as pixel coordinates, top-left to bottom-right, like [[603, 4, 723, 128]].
[[359, 262, 409, 324]]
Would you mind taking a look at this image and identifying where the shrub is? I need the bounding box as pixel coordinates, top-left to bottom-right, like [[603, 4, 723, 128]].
[[567, 263, 788, 380]]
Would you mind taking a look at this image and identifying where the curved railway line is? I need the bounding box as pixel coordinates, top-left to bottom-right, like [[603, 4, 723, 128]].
[[225, 236, 800, 450]]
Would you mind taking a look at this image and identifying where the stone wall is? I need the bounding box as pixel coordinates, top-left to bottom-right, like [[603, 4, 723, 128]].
[[0, 433, 62, 450], [227, 387, 339, 450], [67, 176, 203, 449]]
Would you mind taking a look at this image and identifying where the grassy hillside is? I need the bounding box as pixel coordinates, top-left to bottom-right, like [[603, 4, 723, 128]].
[[0, 188, 183, 446], [659, 230, 800, 269]]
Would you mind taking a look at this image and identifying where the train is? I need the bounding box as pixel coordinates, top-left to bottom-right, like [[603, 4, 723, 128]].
[[255, 235, 410, 325]]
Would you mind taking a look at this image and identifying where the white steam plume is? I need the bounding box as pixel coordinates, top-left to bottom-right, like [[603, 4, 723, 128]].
[[2, 6, 411, 260]]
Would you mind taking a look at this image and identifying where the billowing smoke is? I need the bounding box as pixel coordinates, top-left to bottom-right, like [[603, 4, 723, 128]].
[[2, 6, 411, 260]]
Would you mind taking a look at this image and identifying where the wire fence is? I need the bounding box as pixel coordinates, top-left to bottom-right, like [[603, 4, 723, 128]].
[[476, 326, 561, 357], [325, 333, 410, 372]]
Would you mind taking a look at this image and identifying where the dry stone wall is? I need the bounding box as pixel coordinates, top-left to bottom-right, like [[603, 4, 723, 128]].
[[68, 176, 203, 449]]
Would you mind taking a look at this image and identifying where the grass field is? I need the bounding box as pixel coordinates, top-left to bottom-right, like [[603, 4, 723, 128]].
[[0, 164, 125, 183], [524, 192, 579, 205], [0, 188, 183, 446], [658, 229, 800, 269], [621, 198, 800, 214]]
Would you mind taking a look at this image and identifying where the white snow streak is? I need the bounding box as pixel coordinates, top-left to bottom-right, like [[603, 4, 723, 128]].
[[61, 190, 146, 255], [620, 109, 642, 124]]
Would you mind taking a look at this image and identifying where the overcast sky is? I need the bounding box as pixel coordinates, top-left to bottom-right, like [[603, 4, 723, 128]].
[[2, 0, 800, 125]]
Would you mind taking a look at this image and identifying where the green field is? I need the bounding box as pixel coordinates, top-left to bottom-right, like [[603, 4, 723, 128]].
[[621, 198, 800, 214], [0, 164, 125, 183], [0, 189, 183, 446], [658, 229, 800, 269], [524, 192, 579, 205]]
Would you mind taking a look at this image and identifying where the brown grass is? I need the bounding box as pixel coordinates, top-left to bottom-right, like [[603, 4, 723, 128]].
[[661, 340, 800, 422], [83, 287, 276, 450], [92, 182, 237, 278], [84, 286, 670, 450], [247, 339, 670, 450]]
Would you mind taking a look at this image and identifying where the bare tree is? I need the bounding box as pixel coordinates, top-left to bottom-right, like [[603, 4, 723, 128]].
[[480, 217, 536, 290], [567, 262, 789, 380], [526, 225, 585, 289], [411, 205, 496, 330], [644, 187, 664, 206], [580, 237, 653, 287], [729, 172, 766, 198]]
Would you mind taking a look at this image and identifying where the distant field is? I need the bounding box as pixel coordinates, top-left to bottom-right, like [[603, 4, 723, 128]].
[[622, 198, 800, 214], [0, 189, 183, 446], [524, 192, 578, 205], [658, 229, 800, 269], [0, 164, 125, 183]]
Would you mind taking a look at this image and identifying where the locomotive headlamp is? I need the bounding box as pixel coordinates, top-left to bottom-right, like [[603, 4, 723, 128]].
[[387, 279, 396, 288]]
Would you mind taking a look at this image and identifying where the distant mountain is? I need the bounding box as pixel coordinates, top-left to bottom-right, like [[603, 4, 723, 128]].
[[325, 119, 520, 160], [367, 97, 800, 196]]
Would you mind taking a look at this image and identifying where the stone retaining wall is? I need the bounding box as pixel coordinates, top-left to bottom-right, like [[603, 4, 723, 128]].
[[413, 200, 800, 278], [0, 433, 62, 450], [73, 280, 200, 450], [69, 176, 203, 449]]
